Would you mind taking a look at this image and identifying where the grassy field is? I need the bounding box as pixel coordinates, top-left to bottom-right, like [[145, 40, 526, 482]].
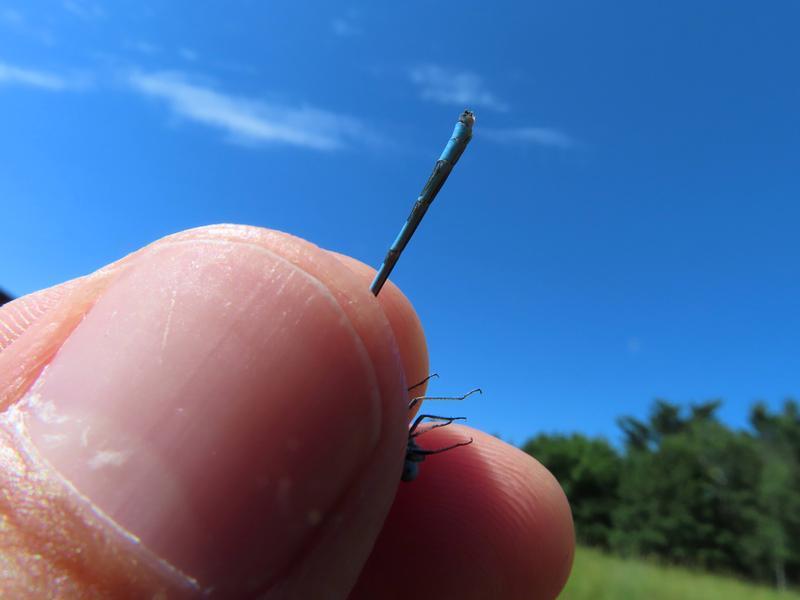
[[560, 546, 800, 600]]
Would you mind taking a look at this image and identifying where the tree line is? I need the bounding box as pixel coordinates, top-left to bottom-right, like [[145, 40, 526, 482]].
[[522, 399, 800, 589]]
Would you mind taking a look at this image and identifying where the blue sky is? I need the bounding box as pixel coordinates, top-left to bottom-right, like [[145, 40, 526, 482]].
[[1, 1, 799, 445]]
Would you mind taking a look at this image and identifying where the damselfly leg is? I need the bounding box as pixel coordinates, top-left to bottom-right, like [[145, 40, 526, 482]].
[[402, 379, 480, 482]]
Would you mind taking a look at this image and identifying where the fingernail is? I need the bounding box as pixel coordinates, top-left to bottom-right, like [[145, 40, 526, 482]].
[[17, 240, 384, 591]]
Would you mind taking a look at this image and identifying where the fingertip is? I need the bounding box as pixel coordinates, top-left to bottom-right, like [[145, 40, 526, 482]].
[[2, 226, 420, 596], [351, 426, 575, 600], [328, 252, 430, 395]]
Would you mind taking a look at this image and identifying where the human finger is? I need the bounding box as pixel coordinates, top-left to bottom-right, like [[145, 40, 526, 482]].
[[350, 425, 575, 600], [0, 225, 427, 597]]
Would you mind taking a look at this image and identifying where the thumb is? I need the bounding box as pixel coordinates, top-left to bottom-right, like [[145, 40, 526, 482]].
[[0, 225, 427, 597]]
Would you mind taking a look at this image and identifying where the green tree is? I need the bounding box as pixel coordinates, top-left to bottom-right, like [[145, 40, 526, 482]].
[[522, 434, 621, 548], [748, 400, 800, 588], [524, 398, 800, 588], [612, 401, 762, 577]]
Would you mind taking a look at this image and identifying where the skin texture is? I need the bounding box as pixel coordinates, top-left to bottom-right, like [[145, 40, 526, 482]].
[[0, 225, 574, 598]]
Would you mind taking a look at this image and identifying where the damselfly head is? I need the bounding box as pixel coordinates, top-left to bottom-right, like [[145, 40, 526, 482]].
[[459, 110, 476, 127]]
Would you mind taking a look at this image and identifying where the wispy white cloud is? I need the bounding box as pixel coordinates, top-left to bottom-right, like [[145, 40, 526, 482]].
[[0, 60, 90, 91], [409, 65, 508, 112], [331, 17, 360, 36], [178, 47, 198, 62], [127, 70, 377, 151], [331, 10, 361, 37], [0, 8, 55, 45], [0, 8, 23, 26], [62, 0, 105, 20], [126, 40, 160, 56], [210, 59, 258, 76], [482, 126, 575, 148]]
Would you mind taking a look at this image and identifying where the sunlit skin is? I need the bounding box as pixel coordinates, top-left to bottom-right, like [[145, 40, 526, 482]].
[[0, 225, 574, 598]]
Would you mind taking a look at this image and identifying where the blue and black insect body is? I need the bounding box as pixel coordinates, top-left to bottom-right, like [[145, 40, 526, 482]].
[[402, 374, 481, 482], [366, 112, 478, 480], [370, 110, 475, 297]]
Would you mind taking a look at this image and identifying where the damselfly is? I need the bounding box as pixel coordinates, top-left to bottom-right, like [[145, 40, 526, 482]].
[[402, 374, 481, 482], [370, 111, 479, 481], [370, 110, 475, 296]]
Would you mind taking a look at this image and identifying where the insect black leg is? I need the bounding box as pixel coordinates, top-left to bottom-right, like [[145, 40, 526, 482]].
[[411, 417, 467, 438], [407, 388, 482, 411], [410, 413, 454, 433], [407, 373, 439, 393], [409, 414, 466, 436], [410, 438, 474, 456]]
